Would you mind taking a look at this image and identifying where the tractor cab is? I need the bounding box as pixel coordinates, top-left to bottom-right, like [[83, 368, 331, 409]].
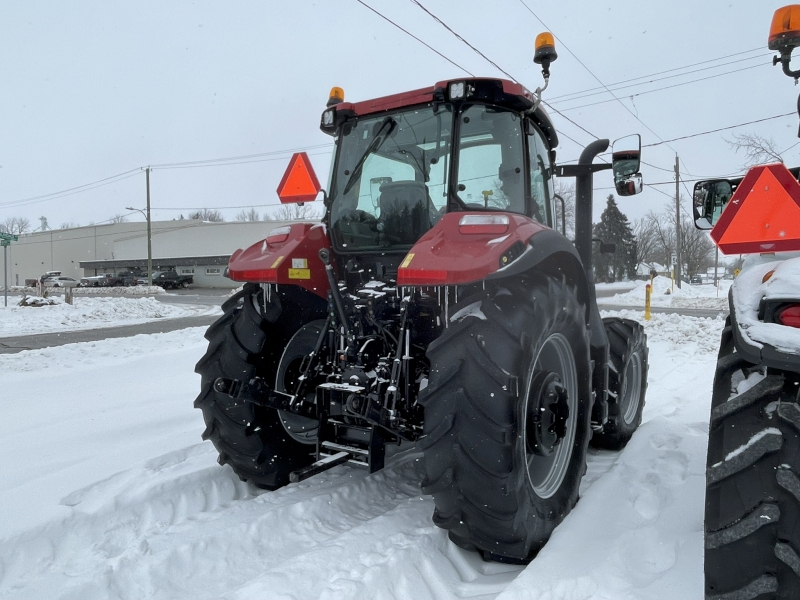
[[319, 79, 559, 255]]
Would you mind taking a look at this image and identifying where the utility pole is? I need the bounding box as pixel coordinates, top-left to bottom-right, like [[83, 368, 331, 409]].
[[146, 167, 153, 286], [674, 154, 682, 289]]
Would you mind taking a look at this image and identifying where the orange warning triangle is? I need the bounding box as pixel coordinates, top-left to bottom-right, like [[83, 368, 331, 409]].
[[276, 152, 321, 204], [711, 163, 800, 254]]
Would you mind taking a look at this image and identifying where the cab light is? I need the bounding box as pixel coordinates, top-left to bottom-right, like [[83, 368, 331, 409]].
[[777, 304, 800, 328], [327, 86, 345, 107], [267, 226, 292, 245], [322, 109, 335, 127], [458, 214, 509, 235], [769, 5, 800, 51], [449, 81, 465, 100]]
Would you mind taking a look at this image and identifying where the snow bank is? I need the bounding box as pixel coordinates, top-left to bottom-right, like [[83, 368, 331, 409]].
[[600, 276, 730, 310], [731, 256, 800, 353], [0, 311, 720, 599], [0, 295, 217, 338]]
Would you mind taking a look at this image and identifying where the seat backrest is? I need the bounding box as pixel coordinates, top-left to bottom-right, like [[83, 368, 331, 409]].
[[378, 181, 431, 245]]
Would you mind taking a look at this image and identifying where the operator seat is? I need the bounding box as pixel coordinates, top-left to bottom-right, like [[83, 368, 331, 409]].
[[377, 181, 432, 245]]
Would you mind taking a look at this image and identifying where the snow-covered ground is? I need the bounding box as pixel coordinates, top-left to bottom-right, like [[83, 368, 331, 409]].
[[0, 309, 723, 599], [0, 296, 220, 338], [599, 276, 731, 310]]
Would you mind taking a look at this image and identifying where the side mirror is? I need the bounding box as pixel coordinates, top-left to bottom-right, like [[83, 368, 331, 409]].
[[592, 238, 616, 254], [693, 179, 734, 230], [611, 134, 643, 196], [615, 173, 643, 197]]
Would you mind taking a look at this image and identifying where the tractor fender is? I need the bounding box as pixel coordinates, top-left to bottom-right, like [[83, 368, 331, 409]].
[[397, 212, 550, 286], [485, 228, 590, 316], [227, 222, 332, 299]]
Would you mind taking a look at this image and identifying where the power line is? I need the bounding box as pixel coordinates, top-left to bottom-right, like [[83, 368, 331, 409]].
[[0, 171, 143, 210], [153, 150, 332, 171], [408, 0, 516, 81], [554, 63, 767, 112], [354, 0, 473, 75], [548, 51, 770, 103], [0, 169, 141, 209], [404, 0, 601, 144], [642, 112, 795, 147], [150, 143, 333, 169], [516, 0, 685, 162]]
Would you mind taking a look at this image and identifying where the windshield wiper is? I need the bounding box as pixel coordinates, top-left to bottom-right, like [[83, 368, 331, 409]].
[[342, 117, 397, 196]]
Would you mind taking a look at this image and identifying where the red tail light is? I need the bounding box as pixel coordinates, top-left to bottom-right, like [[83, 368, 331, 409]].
[[777, 304, 800, 328], [397, 268, 448, 286]]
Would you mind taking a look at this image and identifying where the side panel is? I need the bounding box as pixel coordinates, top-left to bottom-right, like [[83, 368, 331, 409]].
[[396, 212, 548, 286], [227, 223, 332, 299]]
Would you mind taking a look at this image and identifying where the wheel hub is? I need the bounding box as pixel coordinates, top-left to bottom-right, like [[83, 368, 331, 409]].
[[526, 370, 570, 457]]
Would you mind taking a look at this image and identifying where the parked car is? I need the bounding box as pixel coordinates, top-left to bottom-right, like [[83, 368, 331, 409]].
[[80, 273, 114, 287], [690, 275, 703, 284], [135, 271, 160, 285], [44, 276, 80, 288], [153, 270, 193, 289]]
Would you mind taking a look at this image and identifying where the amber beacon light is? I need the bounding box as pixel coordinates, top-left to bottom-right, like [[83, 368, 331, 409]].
[[770, 5, 800, 51]]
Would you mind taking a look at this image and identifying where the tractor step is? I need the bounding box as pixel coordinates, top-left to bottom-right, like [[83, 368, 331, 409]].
[[289, 451, 350, 483]]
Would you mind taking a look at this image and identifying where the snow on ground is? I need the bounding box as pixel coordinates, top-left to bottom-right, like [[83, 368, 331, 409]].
[[0, 296, 219, 338], [0, 311, 723, 599], [599, 275, 731, 310]]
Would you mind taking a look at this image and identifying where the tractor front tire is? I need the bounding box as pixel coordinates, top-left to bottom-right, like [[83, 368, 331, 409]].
[[590, 317, 648, 450], [704, 336, 800, 599], [194, 284, 317, 489], [420, 276, 592, 562]]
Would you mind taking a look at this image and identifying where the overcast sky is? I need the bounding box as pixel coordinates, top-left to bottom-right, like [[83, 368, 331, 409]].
[[1, 0, 796, 230]]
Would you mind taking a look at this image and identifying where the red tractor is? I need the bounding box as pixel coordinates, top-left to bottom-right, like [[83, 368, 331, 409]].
[[195, 34, 649, 563], [693, 7, 800, 599]]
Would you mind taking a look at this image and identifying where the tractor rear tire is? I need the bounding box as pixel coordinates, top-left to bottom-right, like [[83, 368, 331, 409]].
[[590, 318, 648, 450], [704, 333, 800, 599], [194, 283, 319, 489], [420, 275, 592, 562]]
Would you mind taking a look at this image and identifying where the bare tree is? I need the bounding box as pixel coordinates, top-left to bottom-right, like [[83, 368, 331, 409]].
[[189, 209, 225, 222], [111, 214, 128, 223], [235, 208, 262, 222], [1, 217, 31, 235], [726, 133, 783, 169], [552, 179, 575, 239], [680, 215, 715, 277], [632, 217, 659, 271], [60, 221, 80, 229], [268, 203, 322, 221]]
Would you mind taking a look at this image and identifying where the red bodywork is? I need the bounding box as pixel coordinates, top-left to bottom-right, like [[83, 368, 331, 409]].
[[333, 79, 535, 118], [397, 213, 547, 286], [227, 223, 332, 298]]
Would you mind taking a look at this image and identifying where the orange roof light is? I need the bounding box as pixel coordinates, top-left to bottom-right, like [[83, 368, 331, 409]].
[[327, 87, 345, 107], [534, 32, 557, 65], [769, 5, 800, 51]]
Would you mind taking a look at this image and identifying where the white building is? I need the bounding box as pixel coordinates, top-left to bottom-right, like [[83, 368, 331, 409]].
[[4, 219, 310, 288]]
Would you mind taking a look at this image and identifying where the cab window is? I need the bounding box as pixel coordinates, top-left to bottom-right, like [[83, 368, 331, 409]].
[[456, 105, 525, 213], [528, 125, 554, 226]]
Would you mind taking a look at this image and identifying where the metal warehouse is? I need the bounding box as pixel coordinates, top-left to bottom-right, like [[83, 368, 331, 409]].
[[5, 219, 306, 288]]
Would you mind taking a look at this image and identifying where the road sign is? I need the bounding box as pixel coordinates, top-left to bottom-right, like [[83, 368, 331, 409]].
[[711, 163, 800, 254], [277, 152, 321, 204], [670, 252, 677, 265], [0, 240, 9, 247], [0, 232, 18, 241]]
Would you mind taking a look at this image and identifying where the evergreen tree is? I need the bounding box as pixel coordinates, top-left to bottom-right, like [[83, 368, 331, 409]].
[[592, 195, 637, 282]]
